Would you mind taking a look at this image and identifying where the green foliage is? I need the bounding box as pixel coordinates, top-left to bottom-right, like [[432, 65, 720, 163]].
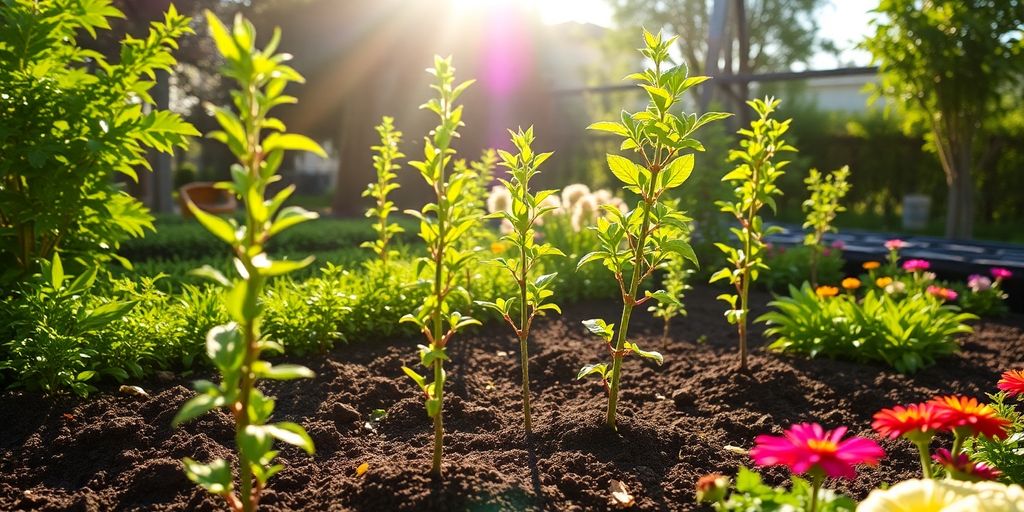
[[707, 467, 855, 512], [955, 278, 1011, 318], [361, 116, 404, 266], [0, 1, 198, 280], [172, 12, 322, 512], [0, 253, 136, 396], [648, 222, 693, 339], [399, 55, 480, 477], [578, 29, 728, 429], [963, 392, 1024, 485], [802, 166, 851, 287], [761, 244, 843, 295], [476, 127, 563, 434], [864, 0, 1024, 238], [455, 150, 500, 301], [710, 97, 793, 370], [759, 283, 976, 374]]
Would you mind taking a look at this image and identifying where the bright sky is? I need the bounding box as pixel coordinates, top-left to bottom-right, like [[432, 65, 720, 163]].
[[453, 0, 875, 68]]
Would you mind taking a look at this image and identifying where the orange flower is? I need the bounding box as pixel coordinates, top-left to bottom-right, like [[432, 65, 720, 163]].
[[862, 261, 881, 270], [490, 241, 505, 254], [815, 285, 839, 298], [842, 277, 861, 290], [875, 277, 893, 288], [998, 369, 1024, 397], [929, 395, 1010, 439], [871, 403, 953, 443]]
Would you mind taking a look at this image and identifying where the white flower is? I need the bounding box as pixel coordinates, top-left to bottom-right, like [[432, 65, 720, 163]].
[[884, 280, 906, 295], [570, 193, 598, 232], [486, 185, 511, 214], [561, 183, 590, 211], [592, 188, 613, 205], [857, 478, 1024, 512], [922, 271, 937, 282]]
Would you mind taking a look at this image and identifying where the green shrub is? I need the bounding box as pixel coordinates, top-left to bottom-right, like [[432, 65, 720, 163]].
[[759, 283, 976, 373], [963, 391, 1024, 485], [0, 2, 197, 280]]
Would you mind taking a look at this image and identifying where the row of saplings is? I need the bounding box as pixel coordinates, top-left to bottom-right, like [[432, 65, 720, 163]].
[[165, 12, 1022, 512]]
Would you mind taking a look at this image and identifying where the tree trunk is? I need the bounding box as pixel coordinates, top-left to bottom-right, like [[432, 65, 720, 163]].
[[943, 139, 974, 239]]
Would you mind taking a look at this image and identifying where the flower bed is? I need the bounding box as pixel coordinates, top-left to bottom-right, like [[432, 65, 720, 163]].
[[0, 285, 1019, 511]]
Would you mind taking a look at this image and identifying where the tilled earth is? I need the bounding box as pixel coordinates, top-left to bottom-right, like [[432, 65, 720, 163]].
[[1, 285, 1021, 511]]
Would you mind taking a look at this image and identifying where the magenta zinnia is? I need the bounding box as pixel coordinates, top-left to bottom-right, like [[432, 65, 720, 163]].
[[932, 448, 1002, 482], [750, 423, 884, 479], [998, 370, 1024, 397], [902, 259, 930, 272], [992, 267, 1013, 281]]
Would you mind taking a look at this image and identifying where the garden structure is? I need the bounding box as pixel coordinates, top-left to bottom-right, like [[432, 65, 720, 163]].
[[2, 2, 1024, 512]]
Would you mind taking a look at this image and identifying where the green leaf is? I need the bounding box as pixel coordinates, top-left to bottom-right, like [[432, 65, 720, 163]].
[[257, 363, 314, 380], [607, 154, 641, 186], [172, 393, 221, 426], [269, 206, 318, 237], [662, 239, 699, 267], [402, 366, 427, 390], [266, 422, 315, 454], [188, 203, 237, 245], [183, 457, 233, 495], [206, 323, 245, 373], [582, 318, 614, 341], [426, 398, 441, 418], [587, 121, 629, 137], [576, 363, 608, 380], [625, 341, 664, 365], [659, 154, 694, 190], [50, 252, 64, 290], [263, 133, 327, 158]]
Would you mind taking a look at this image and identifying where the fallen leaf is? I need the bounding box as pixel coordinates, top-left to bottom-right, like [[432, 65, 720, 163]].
[[119, 385, 149, 398], [355, 462, 369, 476], [496, 350, 509, 357], [609, 479, 635, 508], [724, 445, 749, 455], [485, 381, 496, 391]]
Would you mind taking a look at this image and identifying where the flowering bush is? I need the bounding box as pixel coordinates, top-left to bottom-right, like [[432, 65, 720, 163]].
[[957, 268, 1013, 317], [760, 282, 976, 373]]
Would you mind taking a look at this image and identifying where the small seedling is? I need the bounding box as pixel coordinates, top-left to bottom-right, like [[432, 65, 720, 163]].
[[579, 29, 729, 429], [802, 166, 851, 287], [400, 56, 480, 478], [361, 116, 405, 266], [710, 97, 793, 371], [476, 127, 563, 435], [172, 12, 324, 512]]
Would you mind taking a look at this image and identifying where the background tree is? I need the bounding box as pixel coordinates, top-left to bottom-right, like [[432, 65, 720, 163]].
[[864, 0, 1024, 239], [610, 0, 834, 112]]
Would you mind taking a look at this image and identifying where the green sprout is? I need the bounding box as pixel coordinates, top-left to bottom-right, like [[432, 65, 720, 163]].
[[476, 127, 563, 435], [578, 29, 729, 429], [171, 12, 325, 512], [361, 116, 405, 266], [710, 97, 794, 371], [400, 56, 481, 478], [802, 166, 851, 287]]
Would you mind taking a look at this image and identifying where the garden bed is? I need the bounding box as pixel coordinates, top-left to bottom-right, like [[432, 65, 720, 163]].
[[0, 285, 1020, 511]]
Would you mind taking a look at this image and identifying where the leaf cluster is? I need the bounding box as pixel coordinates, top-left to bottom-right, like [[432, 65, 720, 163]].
[[709, 467, 855, 512], [802, 166, 851, 248], [0, 1, 198, 278], [759, 283, 976, 373], [963, 391, 1024, 485]]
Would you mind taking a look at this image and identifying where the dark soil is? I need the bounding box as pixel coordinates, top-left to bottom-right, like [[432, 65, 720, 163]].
[[1, 285, 1022, 511]]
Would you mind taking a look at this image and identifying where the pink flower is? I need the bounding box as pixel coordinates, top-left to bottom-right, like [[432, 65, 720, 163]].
[[932, 448, 1002, 481], [927, 285, 958, 302], [991, 268, 1013, 281], [902, 259, 930, 272], [831, 240, 846, 250], [885, 239, 906, 251], [968, 275, 992, 292], [750, 423, 885, 479]]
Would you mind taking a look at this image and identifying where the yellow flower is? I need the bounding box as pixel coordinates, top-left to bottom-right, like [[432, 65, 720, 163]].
[[490, 241, 505, 254], [863, 261, 881, 270], [815, 285, 839, 298], [842, 277, 861, 290], [876, 277, 893, 288]]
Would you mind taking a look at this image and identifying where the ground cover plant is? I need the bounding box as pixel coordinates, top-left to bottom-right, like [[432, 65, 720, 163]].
[[476, 127, 562, 434], [400, 56, 481, 477], [171, 12, 324, 511], [711, 97, 792, 370], [0, 1, 198, 280], [577, 29, 728, 429]]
